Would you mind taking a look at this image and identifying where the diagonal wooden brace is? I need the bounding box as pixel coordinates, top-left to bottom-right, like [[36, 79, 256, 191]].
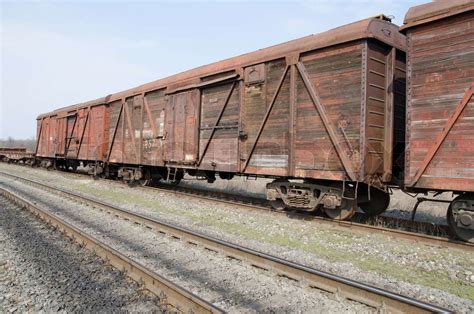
[[198, 80, 236, 167], [106, 103, 124, 162], [242, 65, 289, 172], [143, 95, 158, 137], [35, 119, 44, 155], [123, 100, 139, 161], [76, 110, 90, 159], [409, 82, 474, 187], [296, 62, 357, 181]]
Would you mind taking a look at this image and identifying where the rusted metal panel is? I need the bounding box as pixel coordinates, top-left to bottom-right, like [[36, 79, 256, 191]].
[[404, 9, 474, 192]]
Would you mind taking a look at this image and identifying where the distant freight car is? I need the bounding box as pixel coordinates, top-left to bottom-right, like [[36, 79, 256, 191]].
[[0, 147, 34, 164], [401, 0, 474, 241], [35, 15, 406, 221]]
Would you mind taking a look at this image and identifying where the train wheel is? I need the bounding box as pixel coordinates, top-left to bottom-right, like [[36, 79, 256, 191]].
[[323, 184, 356, 220], [138, 179, 152, 186], [447, 194, 474, 243], [270, 199, 287, 211], [359, 188, 390, 216]]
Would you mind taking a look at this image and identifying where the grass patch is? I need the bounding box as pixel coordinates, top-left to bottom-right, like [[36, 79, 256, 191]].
[[4, 165, 473, 300]]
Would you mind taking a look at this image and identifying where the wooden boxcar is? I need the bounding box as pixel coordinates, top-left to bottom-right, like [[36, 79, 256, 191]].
[[36, 15, 406, 220], [401, 0, 474, 241]]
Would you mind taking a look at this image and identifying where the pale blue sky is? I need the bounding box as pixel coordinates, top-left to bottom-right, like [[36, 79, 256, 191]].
[[1, 0, 426, 139]]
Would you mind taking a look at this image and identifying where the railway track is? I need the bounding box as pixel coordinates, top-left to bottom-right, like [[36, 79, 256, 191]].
[[0, 166, 472, 252], [0, 166, 471, 251], [0, 172, 453, 312], [145, 183, 472, 251], [0, 187, 222, 314]]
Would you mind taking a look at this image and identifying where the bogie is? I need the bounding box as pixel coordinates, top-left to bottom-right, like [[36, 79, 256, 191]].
[[447, 194, 474, 243]]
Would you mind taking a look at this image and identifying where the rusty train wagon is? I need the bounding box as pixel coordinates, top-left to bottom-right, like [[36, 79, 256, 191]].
[[401, 0, 474, 242], [0, 148, 34, 164], [36, 15, 406, 220]]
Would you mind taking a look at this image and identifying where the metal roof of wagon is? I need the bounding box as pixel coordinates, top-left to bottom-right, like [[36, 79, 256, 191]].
[[38, 15, 406, 119], [401, 0, 474, 31]]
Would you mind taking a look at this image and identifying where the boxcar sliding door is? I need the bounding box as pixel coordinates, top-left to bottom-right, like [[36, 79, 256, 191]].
[[198, 80, 241, 173], [163, 90, 200, 164]]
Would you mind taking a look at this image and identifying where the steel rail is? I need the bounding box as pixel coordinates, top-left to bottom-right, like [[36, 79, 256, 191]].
[[0, 167, 471, 251], [0, 187, 223, 314], [0, 171, 451, 313], [144, 184, 473, 252]]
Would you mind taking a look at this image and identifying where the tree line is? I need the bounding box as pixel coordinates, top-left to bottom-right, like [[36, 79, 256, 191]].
[[0, 137, 36, 152]]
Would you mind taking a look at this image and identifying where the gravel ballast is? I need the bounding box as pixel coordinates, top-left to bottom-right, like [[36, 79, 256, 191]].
[[1, 164, 473, 312], [0, 196, 163, 313], [0, 178, 370, 312]]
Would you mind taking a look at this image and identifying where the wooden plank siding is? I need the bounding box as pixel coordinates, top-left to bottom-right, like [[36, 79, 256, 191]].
[[142, 89, 167, 166], [77, 106, 107, 161], [243, 59, 290, 176], [108, 101, 124, 163], [404, 10, 474, 192], [199, 81, 240, 172], [35, 16, 406, 189], [294, 43, 362, 180]]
